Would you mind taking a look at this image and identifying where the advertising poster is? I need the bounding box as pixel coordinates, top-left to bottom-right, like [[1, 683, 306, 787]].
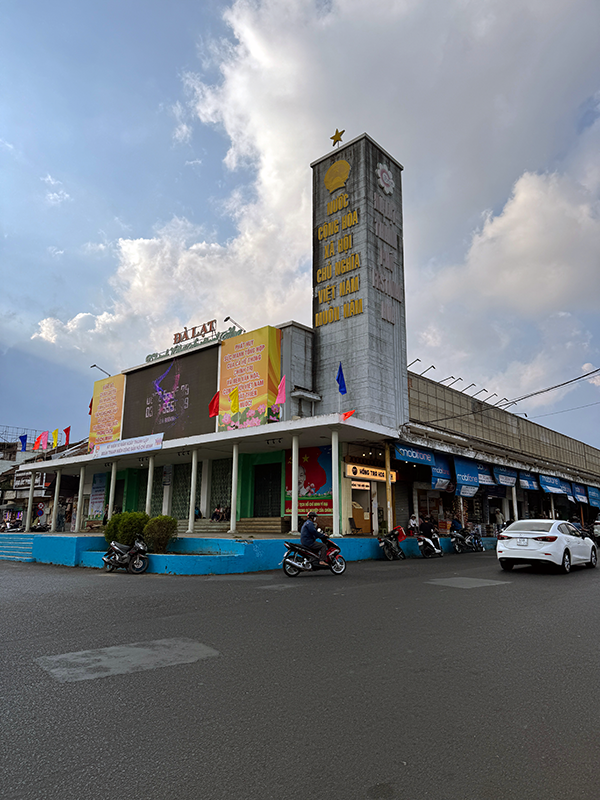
[[89, 374, 125, 453], [218, 326, 282, 431], [89, 473, 107, 519], [284, 446, 333, 514]]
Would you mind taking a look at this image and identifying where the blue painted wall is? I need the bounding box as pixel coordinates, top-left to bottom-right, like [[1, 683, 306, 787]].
[[15, 534, 499, 574]]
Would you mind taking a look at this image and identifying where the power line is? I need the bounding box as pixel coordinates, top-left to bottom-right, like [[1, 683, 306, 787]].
[[423, 367, 600, 425], [529, 399, 600, 420]]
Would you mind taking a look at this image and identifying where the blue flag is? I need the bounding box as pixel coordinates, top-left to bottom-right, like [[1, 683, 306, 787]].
[[19, 435, 27, 452], [336, 362, 347, 395]]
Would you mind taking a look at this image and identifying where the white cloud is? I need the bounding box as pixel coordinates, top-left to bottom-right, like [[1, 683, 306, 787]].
[[45, 189, 71, 206], [47, 246, 64, 258], [32, 0, 600, 414], [41, 174, 61, 185]]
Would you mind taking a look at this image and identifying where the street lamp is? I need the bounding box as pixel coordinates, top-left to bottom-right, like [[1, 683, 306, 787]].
[[420, 365, 436, 377], [440, 376, 455, 383], [224, 316, 246, 333], [461, 383, 476, 393], [407, 358, 421, 368], [90, 364, 111, 377], [486, 393, 498, 402], [448, 377, 463, 387], [493, 397, 509, 406], [472, 388, 488, 398]]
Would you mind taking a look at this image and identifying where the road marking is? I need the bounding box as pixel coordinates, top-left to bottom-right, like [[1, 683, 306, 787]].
[[205, 574, 274, 581], [426, 577, 510, 589], [35, 638, 219, 683], [258, 583, 299, 591]]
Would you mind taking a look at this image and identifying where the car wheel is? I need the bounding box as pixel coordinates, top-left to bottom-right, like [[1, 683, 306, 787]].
[[561, 550, 571, 574], [586, 547, 597, 569], [499, 559, 513, 571]]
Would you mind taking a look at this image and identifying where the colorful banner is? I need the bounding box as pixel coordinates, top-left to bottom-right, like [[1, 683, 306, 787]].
[[89, 374, 125, 453], [285, 446, 333, 514], [89, 473, 107, 519], [218, 326, 282, 431]]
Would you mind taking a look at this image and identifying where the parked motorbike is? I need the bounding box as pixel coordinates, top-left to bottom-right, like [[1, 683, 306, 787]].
[[416, 529, 444, 558], [31, 522, 50, 532], [378, 525, 407, 561], [102, 534, 149, 574], [450, 527, 483, 553], [282, 532, 346, 577]]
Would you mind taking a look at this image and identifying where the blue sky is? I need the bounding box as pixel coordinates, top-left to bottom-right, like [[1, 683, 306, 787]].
[[2, 0, 600, 449]]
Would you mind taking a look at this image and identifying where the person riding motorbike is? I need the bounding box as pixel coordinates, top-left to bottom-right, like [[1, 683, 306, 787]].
[[300, 511, 329, 565]]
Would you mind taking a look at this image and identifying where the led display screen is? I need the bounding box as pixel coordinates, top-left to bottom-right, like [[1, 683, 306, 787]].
[[121, 345, 219, 441]]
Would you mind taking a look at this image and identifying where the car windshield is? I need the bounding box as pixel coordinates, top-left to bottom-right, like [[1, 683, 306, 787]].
[[505, 521, 554, 533]]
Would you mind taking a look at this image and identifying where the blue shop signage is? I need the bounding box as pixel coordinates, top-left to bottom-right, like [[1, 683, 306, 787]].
[[431, 454, 451, 490], [454, 456, 479, 497], [587, 486, 600, 508], [395, 445, 435, 466], [493, 466, 518, 487], [519, 471, 539, 490], [572, 483, 588, 504]]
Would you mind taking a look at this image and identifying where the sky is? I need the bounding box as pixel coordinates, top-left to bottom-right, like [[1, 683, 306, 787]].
[[1, 0, 600, 450]]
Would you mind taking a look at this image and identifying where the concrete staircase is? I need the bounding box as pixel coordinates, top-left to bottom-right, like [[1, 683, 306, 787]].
[[0, 534, 35, 562], [175, 517, 292, 538]]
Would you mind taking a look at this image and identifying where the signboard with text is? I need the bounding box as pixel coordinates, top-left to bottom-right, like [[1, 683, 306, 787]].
[[89, 374, 125, 453], [284, 446, 333, 515]]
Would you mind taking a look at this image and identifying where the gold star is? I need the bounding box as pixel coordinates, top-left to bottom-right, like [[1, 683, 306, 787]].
[[331, 128, 345, 146]]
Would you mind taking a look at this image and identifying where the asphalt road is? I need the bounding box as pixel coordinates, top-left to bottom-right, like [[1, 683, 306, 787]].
[[2, 550, 600, 800]]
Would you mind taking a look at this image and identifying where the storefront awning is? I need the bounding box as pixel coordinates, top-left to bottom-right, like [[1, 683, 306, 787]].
[[476, 463, 495, 486], [539, 474, 564, 494], [431, 454, 451, 490], [559, 480, 575, 503], [588, 486, 600, 508], [493, 466, 518, 487], [519, 471, 539, 490], [453, 456, 479, 497], [572, 483, 588, 504]]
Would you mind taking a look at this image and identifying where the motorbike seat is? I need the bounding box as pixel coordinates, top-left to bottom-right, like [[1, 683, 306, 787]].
[[111, 542, 130, 553]]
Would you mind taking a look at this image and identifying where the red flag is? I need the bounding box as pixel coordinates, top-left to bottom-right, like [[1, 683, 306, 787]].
[[341, 410, 356, 421], [89, 398, 93, 415], [63, 426, 71, 447], [208, 391, 220, 418], [33, 434, 43, 451]]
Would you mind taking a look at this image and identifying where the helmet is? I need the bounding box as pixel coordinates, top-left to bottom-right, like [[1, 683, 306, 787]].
[[307, 511, 317, 519]]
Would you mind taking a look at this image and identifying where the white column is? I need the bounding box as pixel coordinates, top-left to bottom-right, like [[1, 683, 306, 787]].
[[75, 465, 85, 532], [385, 444, 393, 532], [332, 430, 339, 537], [187, 450, 199, 533], [200, 459, 210, 518], [291, 435, 299, 534], [550, 494, 555, 518], [25, 472, 36, 532], [108, 462, 117, 519], [511, 484, 518, 522], [229, 444, 239, 533], [50, 469, 62, 532], [371, 481, 379, 535], [145, 455, 154, 517]]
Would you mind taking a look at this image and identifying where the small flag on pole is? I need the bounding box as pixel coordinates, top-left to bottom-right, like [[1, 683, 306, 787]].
[[52, 429, 59, 449], [41, 431, 49, 450], [63, 426, 71, 447], [209, 391, 220, 418], [89, 398, 93, 415], [336, 362, 347, 395], [341, 410, 356, 421], [230, 387, 240, 414], [33, 434, 43, 451], [19, 435, 27, 452], [275, 375, 286, 405]]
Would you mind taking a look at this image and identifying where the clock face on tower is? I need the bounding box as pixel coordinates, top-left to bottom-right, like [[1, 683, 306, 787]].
[[376, 163, 395, 196]]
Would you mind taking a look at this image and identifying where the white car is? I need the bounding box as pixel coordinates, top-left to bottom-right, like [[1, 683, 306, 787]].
[[497, 519, 597, 573]]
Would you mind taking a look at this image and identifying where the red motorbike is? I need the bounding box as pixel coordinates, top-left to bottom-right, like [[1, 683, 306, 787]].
[[378, 525, 407, 561]]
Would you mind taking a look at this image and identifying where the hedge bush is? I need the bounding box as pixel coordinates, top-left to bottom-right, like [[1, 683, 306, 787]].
[[103, 511, 149, 546], [143, 515, 178, 553]]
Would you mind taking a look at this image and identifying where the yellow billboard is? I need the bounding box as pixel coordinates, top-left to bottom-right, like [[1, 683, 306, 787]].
[[89, 374, 125, 452], [218, 326, 281, 431]]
